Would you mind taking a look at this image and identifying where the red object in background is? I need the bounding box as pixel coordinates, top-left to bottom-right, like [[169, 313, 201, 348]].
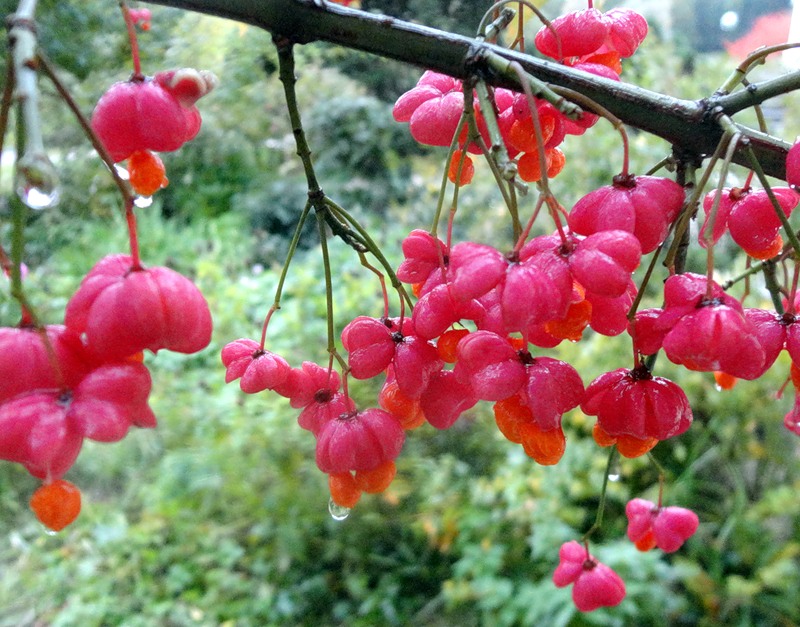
[[724, 10, 791, 59]]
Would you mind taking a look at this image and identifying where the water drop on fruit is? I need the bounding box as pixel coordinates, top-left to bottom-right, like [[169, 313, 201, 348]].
[[328, 498, 351, 521], [15, 153, 60, 209]]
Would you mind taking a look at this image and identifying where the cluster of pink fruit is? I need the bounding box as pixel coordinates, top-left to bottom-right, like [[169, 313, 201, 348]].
[[1, 7, 217, 531], [221, 1, 800, 613], [555, 498, 698, 611], [392, 5, 647, 185], [0, 255, 212, 530]]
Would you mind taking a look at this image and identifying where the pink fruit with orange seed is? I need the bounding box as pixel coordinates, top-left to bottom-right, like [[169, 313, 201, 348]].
[[582, 366, 692, 441], [553, 541, 626, 612], [626, 498, 699, 553], [315, 407, 405, 474]]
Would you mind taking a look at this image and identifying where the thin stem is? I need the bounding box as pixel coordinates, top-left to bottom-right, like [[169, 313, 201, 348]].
[[763, 259, 786, 314], [125, 199, 142, 268], [478, 0, 555, 56], [0, 55, 14, 179], [581, 446, 619, 543], [745, 144, 800, 257], [510, 62, 550, 188], [550, 85, 630, 176], [275, 37, 322, 196], [475, 80, 513, 178], [717, 44, 800, 95], [627, 242, 664, 320], [664, 136, 731, 272], [120, 2, 143, 77], [788, 263, 800, 313], [358, 252, 390, 318], [484, 51, 582, 120], [461, 83, 517, 221], [722, 252, 792, 291], [430, 112, 468, 236], [478, 7, 516, 42], [315, 208, 338, 364], [259, 199, 313, 349], [508, 60, 570, 244], [8, 82, 37, 325], [703, 132, 742, 293], [9, 0, 44, 160], [474, 79, 520, 238], [36, 51, 134, 204], [9, 197, 36, 325], [512, 195, 544, 254], [325, 198, 414, 309]]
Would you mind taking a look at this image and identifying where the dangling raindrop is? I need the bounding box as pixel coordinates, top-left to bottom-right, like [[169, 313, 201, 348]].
[[328, 498, 351, 521], [134, 195, 153, 208], [608, 457, 621, 482], [115, 164, 130, 180], [15, 153, 60, 209], [43, 528, 59, 536]]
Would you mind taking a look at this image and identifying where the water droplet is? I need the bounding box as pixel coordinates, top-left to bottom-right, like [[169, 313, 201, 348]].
[[15, 153, 60, 209], [43, 528, 59, 536], [115, 164, 130, 180], [328, 498, 350, 521], [714, 384, 723, 392], [608, 473, 620, 482], [134, 195, 153, 208]]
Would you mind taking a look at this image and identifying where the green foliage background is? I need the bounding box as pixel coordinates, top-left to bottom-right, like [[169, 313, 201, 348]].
[[1, 1, 800, 625]]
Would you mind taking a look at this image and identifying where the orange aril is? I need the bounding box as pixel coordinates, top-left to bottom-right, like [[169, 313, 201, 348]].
[[713, 371, 737, 390], [29, 479, 82, 531], [545, 298, 592, 342], [493, 395, 531, 444], [583, 51, 622, 74], [634, 529, 657, 552], [437, 328, 469, 363], [616, 433, 658, 459], [546, 147, 566, 178], [517, 148, 565, 183], [506, 336, 527, 351], [592, 424, 657, 458], [354, 460, 397, 494], [128, 150, 168, 196], [519, 422, 566, 465], [126, 351, 145, 363], [379, 379, 425, 429], [448, 150, 475, 186], [507, 114, 556, 153], [592, 423, 617, 448], [791, 362, 800, 390], [329, 472, 362, 508]]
